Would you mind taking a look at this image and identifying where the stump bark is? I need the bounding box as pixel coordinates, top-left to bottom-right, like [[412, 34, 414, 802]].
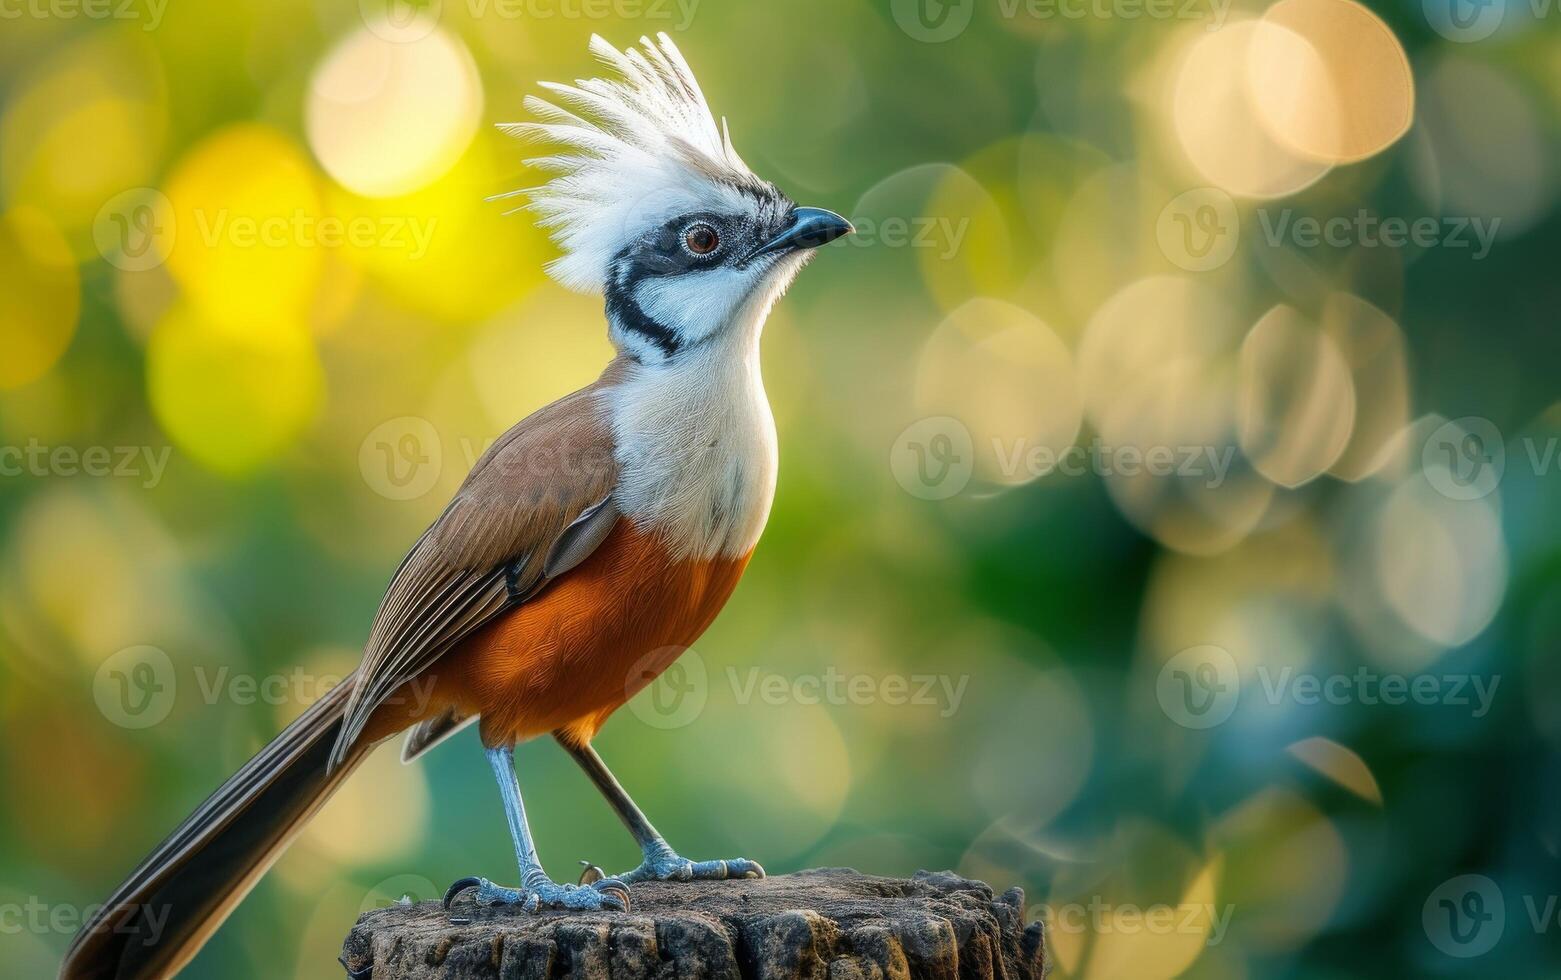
[[340, 868, 1047, 980]]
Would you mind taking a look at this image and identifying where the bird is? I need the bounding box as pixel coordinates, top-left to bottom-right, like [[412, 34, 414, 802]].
[[61, 32, 852, 980]]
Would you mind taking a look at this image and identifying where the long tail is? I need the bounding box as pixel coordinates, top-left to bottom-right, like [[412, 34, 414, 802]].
[[61, 670, 371, 980]]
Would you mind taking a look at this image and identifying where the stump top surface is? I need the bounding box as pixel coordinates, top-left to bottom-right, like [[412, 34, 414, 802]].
[[342, 868, 1047, 980]]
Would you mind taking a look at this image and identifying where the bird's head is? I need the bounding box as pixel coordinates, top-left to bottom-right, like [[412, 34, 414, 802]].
[[501, 34, 851, 364]]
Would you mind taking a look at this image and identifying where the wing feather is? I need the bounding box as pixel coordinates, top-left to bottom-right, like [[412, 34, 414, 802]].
[[330, 377, 620, 768]]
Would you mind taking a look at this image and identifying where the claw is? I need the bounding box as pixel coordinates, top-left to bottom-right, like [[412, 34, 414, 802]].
[[443, 876, 482, 910], [593, 877, 632, 912], [741, 860, 766, 879], [578, 860, 605, 886]]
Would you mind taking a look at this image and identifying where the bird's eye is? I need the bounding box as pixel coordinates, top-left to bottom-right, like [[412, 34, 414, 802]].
[[684, 223, 720, 255]]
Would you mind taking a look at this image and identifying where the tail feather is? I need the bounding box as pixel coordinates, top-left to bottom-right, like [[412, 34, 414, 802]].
[[60, 670, 370, 980]]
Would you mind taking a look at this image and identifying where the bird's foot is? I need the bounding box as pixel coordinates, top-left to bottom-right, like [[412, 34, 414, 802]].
[[582, 844, 764, 885], [443, 873, 630, 913]]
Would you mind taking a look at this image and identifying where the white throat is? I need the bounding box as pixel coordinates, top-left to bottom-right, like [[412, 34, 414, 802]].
[[603, 287, 784, 561]]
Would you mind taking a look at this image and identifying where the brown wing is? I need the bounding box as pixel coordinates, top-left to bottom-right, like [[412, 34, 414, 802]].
[[329, 376, 621, 769]]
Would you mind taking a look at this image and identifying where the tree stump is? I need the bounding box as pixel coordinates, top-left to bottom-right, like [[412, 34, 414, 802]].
[[340, 868, 1048, 980]]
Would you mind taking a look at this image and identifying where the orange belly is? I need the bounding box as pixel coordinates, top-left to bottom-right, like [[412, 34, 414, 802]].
[[369, 519, 750, 748]]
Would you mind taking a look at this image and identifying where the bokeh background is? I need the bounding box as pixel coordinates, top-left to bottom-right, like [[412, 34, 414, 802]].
[[2, 0, 1559, 976]]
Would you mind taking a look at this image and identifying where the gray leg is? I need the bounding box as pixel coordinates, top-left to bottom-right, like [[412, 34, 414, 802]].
[[559, 738, 765, 884], [443, 745, 630, 911]]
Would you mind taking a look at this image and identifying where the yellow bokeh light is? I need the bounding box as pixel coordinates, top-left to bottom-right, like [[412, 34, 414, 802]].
[[330, 135, 553, 322], [148, 305, 325, 476], [1237, 304, 1357, 489], [917, 165, 1015, 313], [307, 26, 482, 199], [163, 124, 325, 337], [1214, 789, 1347, 951], [915, 297, 1082, 486], [467, 285, 617, 430], [1082, 858, 1224, 980], [1079, 275, 1241, 442], [1323, 293, 1410, 482], [302, 744, 431, 863], [1254, 0, 1413, 164], [0, 207, 79, 389], [1374, 475, 1506, 649], [1286, 736, 1383, 805], [1080, 276, 1270, 554], [0, 32, 166, 252], [1171, 21, 1332, 199]]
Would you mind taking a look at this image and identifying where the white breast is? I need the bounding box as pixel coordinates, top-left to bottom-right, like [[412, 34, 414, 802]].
[[605, 342, 778, 561]]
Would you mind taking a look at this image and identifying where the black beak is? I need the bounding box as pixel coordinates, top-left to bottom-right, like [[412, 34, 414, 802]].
[[748, 207, 854, 261]]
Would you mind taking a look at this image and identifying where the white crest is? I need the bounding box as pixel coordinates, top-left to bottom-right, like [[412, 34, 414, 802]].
[[498, 34, 777, 294]]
